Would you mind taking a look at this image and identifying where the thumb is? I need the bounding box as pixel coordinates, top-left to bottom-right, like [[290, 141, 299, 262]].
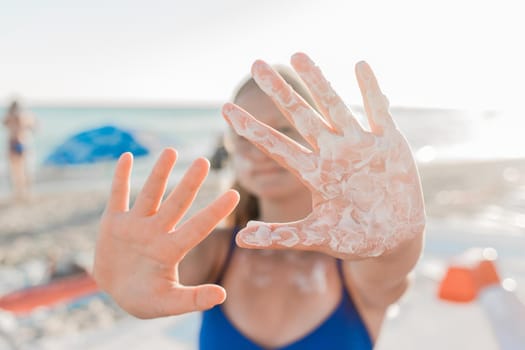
[[235, 218, 326, 251], [163, 284, 226, 315]]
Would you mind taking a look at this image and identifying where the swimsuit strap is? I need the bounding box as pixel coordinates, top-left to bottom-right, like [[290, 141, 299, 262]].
[[214, 226, 240, 284], [336, 259, 345, 280]]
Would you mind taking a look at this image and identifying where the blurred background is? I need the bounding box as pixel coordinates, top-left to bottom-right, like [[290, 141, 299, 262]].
[[1, 0, 524, 349]]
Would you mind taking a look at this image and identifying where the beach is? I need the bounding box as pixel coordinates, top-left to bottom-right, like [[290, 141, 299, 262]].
[[0, 167, 230, 350], [1, 107, 525, 349], [0, 158, 524, 349], [3, 0, 525, 346]]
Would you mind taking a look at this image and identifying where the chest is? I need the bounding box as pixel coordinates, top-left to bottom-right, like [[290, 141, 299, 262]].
[[219, 250, 344, 347], [235, 250, 334, 290]]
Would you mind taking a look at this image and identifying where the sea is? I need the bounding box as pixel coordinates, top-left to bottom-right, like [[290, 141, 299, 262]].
[[1, 106, 524, 171], [1, 104, 525, 234], [0, 105, 227, 193]]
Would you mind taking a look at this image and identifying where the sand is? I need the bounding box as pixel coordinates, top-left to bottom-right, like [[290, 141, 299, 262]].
[[0, 169, 228, 350], [1, 160, 525, 349]]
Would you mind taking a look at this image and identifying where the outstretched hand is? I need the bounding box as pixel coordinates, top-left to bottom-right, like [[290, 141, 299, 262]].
[[223, 53, 425, 259], [93, 149, 239, 318]]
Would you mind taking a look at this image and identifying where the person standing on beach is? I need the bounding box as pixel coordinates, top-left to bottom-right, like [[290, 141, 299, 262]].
[[2, 100, 36, 201], [93, 52, 425, 349]]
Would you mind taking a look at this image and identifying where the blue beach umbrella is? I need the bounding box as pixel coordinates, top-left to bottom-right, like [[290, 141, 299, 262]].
[[45, 125, 150, 166]]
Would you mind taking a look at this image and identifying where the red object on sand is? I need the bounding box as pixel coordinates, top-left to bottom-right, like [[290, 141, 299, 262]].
[[438, 248, 501, 303], [0, 272, 99, 315]]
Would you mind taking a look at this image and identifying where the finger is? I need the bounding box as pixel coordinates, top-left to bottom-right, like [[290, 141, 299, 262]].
[[166, 190, 240, 261], [291, 52, 365, 138], [162, 284, 226, 315], [106, 152, 133, 213], [251, 60, 333, 150], [355, 61, 396, 135], [155, 157, 210, 230], [132, 148, 177, 216], [223, 103, 319, 191]]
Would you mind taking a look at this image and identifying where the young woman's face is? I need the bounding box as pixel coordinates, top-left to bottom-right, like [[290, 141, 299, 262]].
[[229, 84, 309, 200]]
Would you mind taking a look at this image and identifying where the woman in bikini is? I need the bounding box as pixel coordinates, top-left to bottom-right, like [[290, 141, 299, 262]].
[[2, 100, 36, 201]]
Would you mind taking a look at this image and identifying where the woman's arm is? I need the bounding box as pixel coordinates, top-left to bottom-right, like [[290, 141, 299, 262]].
[[178, 227, 232, 286], [222, 52, 425, 309], [340, 239, 423, 342], [343, 232, 423, 310]]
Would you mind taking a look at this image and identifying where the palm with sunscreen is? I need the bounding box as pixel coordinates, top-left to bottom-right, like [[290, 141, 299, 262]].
[[223, 53, 425, 259]]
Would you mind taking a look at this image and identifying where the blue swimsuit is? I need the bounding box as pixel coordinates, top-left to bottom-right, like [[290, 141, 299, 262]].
[[199, 229, 373, 350], [9, 139, 25, 155]]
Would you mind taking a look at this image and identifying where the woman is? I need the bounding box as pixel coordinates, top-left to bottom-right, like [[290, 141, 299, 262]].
[[2, 100, 36, 200], [93, 52, 425, 349]]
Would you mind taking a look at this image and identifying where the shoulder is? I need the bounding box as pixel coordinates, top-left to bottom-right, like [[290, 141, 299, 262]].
[[179, 226, 235, 286], [203, 226, 235, 248], [209, 226, 236, 256], [212, 226, 235, 238], [204, 226, 236, 283]]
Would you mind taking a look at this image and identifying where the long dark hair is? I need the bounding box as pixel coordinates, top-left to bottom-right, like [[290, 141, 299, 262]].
[[225, 65, 318, 227]]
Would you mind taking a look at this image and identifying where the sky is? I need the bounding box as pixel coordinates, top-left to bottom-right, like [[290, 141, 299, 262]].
[[1, 0, 524, 110]]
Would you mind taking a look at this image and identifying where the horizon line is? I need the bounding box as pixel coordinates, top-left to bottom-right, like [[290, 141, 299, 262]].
[[0, 99, 483, 113], [0, 99, 224, 109]]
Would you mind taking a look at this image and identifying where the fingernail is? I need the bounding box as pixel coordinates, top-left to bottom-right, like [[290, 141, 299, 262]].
[[239, 224, 272, 246], [356, 61, 371, 81], [291, 52, 313, 71], [251, 60, 268, 76], [222, 103, 235, 117], [251, 62, 275, 96], [222, 104, 244, 129]]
